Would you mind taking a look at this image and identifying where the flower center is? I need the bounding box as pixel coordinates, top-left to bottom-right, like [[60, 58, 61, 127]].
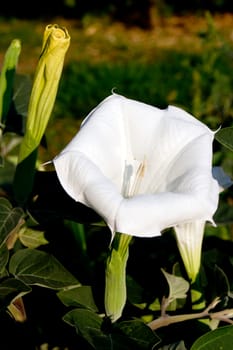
[[122, 158, 146, 198]]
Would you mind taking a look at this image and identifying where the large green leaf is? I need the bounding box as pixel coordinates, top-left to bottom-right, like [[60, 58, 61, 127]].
[[190, 325, 233, 350], [0, 197, 24, 248], [215, 127, 233, 152], [57, 285, 98, 312], [117, 320, 161, 349], [64, 309, 135, 350], [64, 310, 161, 349], [63, 308, 106, 349], [0, 277, 31, 310], [9, 248, 80, 289]]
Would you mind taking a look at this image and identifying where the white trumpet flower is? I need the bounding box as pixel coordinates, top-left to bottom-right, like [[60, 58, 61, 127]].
[[53, 93, 219, 242]]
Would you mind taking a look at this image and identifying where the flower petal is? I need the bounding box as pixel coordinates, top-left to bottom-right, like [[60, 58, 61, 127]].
[[174, 220, 206, 283], [53, 150, 122, 233], [115, 190, 215, 237]]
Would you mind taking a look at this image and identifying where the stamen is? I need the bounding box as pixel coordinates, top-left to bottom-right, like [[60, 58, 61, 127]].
[[130, 158, 146, 196], [122, 162, 133, 198], [122, 158, 146, 198]]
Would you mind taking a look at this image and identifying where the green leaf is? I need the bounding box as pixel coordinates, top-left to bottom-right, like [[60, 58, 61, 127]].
[[161, 268, 189, 302], [0, 278, 31, 310], [13, 74, 32, 119], [190, 325, 233, 350], [13, 147, 38, 206], [65, 220, 87, 253], [0, 197, 24, 248], [64, 310, 160, 350], [0, 39, 21, 124], [117, 320, 161, 349], [214, 198, 233, 225], [9, 248, 80, 289], [158, 340, 187, 349], [0, 243, 9, 277], [215, 127, 233, 152], [63, 308, 105, 348], [57, 285, 98, 312], [18, 226, 48, 248], [126, 275, 145, 305]]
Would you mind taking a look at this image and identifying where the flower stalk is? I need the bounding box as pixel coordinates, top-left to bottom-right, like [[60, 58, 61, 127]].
[[104, 232, 132, 322]]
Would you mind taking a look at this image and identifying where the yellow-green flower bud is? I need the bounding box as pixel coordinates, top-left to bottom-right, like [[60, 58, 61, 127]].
[[104, 233, 132, 322], [18, 24, 70, 163]]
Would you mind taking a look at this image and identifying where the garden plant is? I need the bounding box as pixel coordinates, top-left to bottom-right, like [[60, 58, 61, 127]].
[[0, 19, 233, 350]]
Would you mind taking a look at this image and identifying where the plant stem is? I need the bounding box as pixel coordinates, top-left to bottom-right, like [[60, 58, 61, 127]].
[[147, 297, 233, 330]]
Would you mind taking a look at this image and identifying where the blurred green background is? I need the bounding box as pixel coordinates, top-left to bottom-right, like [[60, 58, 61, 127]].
[[0, 1, 232, 169]]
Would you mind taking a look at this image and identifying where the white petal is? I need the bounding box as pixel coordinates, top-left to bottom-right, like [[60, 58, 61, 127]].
[[115, 191, 214, 237], [174, 220, 205, 283], [53, 151, 122, 233], [58, 95, 127, 190]]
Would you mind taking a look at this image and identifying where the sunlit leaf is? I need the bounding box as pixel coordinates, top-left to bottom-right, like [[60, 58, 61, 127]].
[[215, 127, 233, 152], [18, 226, 48, 248], [161, 268, 189, 302], [9, 248, 80, 289], [0, 278, 31, 310], [148, 298, 161, 311], [0, 197, 24, 248], [57, 285, 98, 312], [7, 296, 27, 322], [6, 217, 25, 250], [190, 325, 233, 350]]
